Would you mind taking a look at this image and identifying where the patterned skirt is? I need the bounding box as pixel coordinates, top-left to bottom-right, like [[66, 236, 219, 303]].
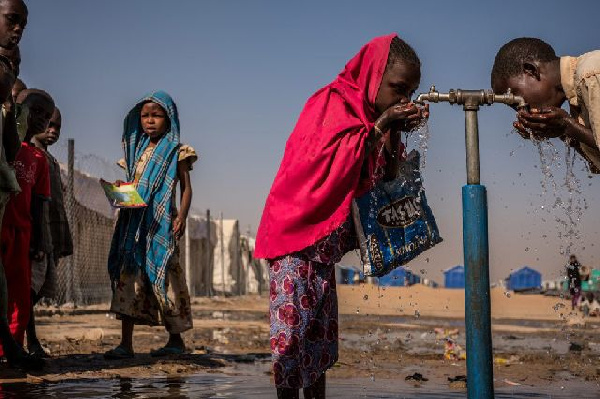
[[110, 246, 193, 334], [269, 221, 356, 389]]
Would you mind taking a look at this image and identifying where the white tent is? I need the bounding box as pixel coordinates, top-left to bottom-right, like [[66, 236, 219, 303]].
[[241, 236, 268, 294], [180, 216, 267, 297], [183, 215, 218, 296], [212, 218, 243, 295]]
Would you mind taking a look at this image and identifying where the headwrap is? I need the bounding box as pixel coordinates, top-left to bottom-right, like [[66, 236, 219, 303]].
[[255, 34, 396, 259], [108, 91, 180, 299]]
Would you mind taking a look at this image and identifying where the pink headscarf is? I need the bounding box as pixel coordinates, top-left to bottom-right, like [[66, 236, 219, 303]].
[[255, 34, 396, 259]]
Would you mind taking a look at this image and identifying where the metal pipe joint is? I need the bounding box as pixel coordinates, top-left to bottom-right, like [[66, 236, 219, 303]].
[[415, 85, 526, 110]]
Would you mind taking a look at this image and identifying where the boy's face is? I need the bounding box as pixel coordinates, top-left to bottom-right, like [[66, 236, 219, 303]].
[[492, 64, 565, 110], [23, 94, 55, 135], [0, 0, 27, 49], [140, 101, 168, 139], [375, 61, 421, 115], [39, 108, 61, 146]]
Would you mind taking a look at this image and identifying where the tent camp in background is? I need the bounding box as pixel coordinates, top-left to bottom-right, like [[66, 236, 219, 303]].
[[444, 266, 465, 289], [505, 266, 542, 293], [378, 267, 420, 287]]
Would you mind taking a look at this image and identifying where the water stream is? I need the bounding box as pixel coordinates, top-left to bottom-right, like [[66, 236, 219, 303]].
[[514, 128, 589, 259]]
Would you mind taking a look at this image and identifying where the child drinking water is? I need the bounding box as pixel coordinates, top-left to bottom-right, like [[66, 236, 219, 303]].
[[104, 91, 197, 359], [255, 34, 428, 398], [490, 38, 600, 173]]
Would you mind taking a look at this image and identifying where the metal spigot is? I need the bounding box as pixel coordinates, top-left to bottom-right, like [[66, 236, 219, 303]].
[[415, 85, 526, 109], [490, 88, 527, 109]]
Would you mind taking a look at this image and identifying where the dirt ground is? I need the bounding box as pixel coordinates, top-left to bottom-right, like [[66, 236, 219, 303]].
[[1, 286, 599, 394]]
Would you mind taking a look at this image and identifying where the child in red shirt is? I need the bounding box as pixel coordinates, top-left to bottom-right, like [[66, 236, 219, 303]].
[[0, 88, 53, 356]]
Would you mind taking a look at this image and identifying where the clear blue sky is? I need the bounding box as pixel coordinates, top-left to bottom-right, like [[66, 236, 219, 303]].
[[21, 0, 600, 284]]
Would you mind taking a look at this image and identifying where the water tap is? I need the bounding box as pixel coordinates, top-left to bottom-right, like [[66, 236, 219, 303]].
[[415, 85, 526, 109]]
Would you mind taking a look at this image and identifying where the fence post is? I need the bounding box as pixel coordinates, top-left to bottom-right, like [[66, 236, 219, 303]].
[[206, 209, 212, 297], [220, 212, 225, 295], [66, 139, 75, 304], [236, 223, 242, 296]]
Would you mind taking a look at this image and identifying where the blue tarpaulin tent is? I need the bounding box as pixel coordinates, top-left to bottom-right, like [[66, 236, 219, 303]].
[[378, 267, 420, 287], [444, 265, 465, 289], [506, 266, 542, 291]]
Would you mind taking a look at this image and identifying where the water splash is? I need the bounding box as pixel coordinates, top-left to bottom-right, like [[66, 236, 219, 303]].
[[407, 120, 431, 170], [513, 127, 588, 259]]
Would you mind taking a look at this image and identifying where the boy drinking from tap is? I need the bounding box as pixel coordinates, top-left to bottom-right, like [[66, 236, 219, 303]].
[[490, 38, 600, 173]]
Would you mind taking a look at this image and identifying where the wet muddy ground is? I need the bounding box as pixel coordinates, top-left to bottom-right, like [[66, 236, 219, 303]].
[[0, 295, 599, 397]]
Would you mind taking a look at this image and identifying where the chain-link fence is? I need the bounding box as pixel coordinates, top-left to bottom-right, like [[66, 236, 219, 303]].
[[49, 139, 267, 306]]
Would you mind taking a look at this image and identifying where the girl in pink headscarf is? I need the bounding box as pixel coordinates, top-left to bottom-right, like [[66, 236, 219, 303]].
[[256, 34, 428, 398]]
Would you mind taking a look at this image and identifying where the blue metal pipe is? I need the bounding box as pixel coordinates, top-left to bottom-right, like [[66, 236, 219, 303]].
[[463, 184, 494, 398]]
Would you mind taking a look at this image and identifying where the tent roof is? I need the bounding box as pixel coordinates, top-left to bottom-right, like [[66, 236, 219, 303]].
[[444, 265, 464, 273]]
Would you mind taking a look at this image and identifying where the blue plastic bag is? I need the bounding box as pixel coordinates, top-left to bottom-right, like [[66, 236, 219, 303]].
[[352, 150, 442, 277]]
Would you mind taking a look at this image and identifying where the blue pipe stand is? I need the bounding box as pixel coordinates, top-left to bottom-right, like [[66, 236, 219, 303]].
[[463, 184, 494, 398]]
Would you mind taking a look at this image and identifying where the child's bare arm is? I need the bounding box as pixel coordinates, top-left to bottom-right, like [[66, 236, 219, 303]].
[[173, 161, 192, 239], [564, 119, 597, 149]]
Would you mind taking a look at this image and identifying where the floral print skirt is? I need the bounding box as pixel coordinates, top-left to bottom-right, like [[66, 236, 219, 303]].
[[269, 256, 338, 389], [110, 246, 193, 334]]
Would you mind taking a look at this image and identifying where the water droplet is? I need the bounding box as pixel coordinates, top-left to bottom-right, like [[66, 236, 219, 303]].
[[504, 291, 511, 298]]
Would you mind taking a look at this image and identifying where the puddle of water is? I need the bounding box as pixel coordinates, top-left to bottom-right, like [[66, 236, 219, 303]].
[[193, 310, 265, 322], [0, 375, 595, 399], [340, 324, 571, 356]]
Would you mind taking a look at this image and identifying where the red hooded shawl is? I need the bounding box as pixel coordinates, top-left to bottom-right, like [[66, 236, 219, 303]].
[[255, 34, 396, 259]]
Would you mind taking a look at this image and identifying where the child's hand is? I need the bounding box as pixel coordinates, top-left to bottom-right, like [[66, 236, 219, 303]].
[[375, 102, 420, 134], [100, 178, 126, 187], [514, 106, 570, 139], [403, 103, 430, 132], [173, 216, 186, 240]]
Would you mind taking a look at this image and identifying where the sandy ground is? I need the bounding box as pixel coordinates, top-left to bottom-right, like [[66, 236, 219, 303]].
[[1, 285, 599, 394]]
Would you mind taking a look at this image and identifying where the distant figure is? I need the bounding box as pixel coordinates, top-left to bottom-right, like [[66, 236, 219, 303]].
[[0, 88, 53, 360], [104, 91, 197, 360], [566, 255, 582, 310], [588, 294, 600, 317], [255, 34, 428, 398], [580, 293, 592, 317], [28, 107, 73, 357], [491, 38, 600, 173]]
